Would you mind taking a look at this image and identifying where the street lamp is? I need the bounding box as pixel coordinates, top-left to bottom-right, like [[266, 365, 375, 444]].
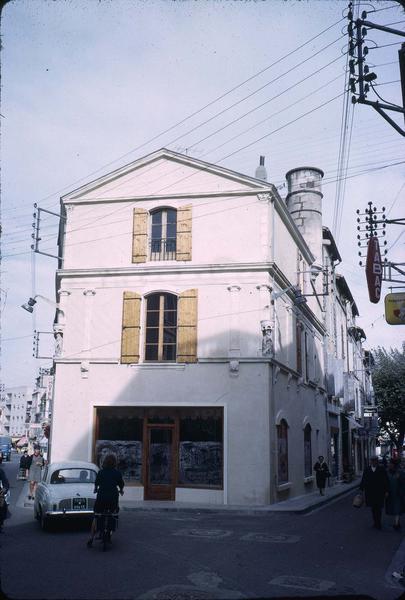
[[21, 295, 59, 313], [271, 285, 307, 306]]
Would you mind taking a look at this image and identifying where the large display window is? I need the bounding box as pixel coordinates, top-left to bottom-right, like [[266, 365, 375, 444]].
[[94, 407, 223, 491]]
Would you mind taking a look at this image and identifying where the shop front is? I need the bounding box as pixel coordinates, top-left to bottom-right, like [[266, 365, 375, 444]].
[[94, 406, 223, 501]]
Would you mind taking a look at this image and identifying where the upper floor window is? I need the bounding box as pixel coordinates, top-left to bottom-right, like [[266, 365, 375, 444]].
[[121, 289, 198, 365], [150, 209, 177, 261], [132, 205, 192, 263], [145, 293, 178, 361]]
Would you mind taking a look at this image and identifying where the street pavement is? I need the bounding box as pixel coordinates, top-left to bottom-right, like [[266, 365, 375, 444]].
[[1, 453, 405, 600]]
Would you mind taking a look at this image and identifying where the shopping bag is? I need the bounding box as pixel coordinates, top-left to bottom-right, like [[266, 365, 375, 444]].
[[352, 493, 364, 508]]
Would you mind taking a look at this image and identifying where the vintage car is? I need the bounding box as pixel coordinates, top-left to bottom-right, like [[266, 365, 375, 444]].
[[34, 461, 99, 530]]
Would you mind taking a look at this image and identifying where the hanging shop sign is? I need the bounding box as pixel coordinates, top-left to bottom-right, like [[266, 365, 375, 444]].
[[385, 292, 405, 325], [365, 237, 382, 304]]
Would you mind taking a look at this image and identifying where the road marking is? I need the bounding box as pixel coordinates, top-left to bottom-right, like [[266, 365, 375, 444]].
[[138, 584, 246, 599], [173, 528, 233, 539], [241, 532, 300, 543], [270, 575, 335, 592]]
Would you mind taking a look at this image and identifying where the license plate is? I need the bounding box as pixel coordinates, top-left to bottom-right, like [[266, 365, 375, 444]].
[[72, 497, 86, 510]]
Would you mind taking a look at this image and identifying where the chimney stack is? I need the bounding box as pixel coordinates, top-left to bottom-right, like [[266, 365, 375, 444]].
[[255, 155, 267, 181]]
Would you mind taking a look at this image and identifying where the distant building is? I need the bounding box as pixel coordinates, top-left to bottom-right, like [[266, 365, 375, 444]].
[[28, 368, 54, 455], [0, 386, 32, 439]]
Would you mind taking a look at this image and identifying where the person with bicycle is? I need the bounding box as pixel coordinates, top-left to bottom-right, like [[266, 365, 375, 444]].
[[87, 453, 124, 548]]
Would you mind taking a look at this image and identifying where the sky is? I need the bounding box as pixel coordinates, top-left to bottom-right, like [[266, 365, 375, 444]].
[[1, 0, 404, 388]]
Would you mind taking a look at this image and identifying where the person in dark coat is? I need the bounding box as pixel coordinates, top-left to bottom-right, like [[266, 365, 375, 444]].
[[360, 456, 390, 529], [19, 450, 30, 479], [385, 459, 405, 530], [314, 456, 330, 495], [87, 454, 124, 547], [0, 460, 10, 532]]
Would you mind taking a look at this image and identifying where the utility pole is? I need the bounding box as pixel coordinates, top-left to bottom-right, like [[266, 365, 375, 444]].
[[347, 3, 405, 136], [399, 42, 405, 128]]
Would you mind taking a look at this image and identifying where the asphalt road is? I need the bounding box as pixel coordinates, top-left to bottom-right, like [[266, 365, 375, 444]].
[[1, 453, 405, 600]]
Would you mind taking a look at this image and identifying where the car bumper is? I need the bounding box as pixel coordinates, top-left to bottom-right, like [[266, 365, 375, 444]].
[[45, 510, 94, 517]]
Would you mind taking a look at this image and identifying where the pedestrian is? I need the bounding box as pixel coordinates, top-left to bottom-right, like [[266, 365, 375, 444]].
[[0, 455, 10, 532], [27, 446, 45, 501], [360, 455, 389, 530], [385, 458, 405, 531], [314, 456, 330, 496], [87, 454, 124, 548], [19, 450, 30, 480]]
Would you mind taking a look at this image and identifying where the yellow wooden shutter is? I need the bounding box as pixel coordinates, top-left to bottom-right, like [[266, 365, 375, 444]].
[[177, 288, 198, 363], [176, 204, 192, 261], [132, 208, 148, 263], [121, 292, 142, 364]]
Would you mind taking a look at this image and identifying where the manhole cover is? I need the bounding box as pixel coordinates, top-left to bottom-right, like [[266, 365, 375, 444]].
[[173, 528, 232, 539], [270, 575, 335, 592], [138, 585, 245, 599], [241, 532, 300, 543]]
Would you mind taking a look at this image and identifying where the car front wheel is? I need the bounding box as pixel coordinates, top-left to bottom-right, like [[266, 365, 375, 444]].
[[39, 506, 49, 531]]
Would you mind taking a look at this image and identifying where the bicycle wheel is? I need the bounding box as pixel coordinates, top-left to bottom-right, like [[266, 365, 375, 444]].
[[102, 528, 108, 552]]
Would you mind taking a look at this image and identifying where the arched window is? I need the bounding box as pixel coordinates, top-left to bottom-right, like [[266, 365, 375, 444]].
[[304, 424, 312, 477], [150, 208, 177, 261], [145, 292, 177, 361], [277, 419, 289, 484]]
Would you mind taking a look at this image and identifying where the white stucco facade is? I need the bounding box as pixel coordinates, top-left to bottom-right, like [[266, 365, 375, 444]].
[[49, 149, 340, 505]]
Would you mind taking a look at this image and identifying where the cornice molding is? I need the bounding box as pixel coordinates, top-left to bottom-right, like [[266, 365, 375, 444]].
[[64, 188, 273, 205], [57, 261, 277, 278]]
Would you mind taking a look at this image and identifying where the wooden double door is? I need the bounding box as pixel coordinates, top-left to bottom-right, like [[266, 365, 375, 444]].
[[144, 424, 177, 500]]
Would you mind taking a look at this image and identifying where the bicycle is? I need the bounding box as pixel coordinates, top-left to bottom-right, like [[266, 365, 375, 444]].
[[91, 510, 119, 551]]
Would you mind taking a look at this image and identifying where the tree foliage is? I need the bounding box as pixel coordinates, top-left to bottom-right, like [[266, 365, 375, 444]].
[[372, 343, 405, 449]]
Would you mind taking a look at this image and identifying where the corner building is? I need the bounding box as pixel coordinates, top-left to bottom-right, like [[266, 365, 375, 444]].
[[50, 149, 345, 505]]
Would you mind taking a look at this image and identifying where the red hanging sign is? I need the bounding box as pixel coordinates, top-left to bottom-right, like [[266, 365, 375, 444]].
[[365, 236, 382, 304]]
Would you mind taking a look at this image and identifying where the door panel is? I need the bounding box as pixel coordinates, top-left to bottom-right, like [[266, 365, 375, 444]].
[[145, 427, 175, 500]]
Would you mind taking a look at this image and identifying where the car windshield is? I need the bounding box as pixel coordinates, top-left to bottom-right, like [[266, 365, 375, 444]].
[[50, 468, 97, 484]]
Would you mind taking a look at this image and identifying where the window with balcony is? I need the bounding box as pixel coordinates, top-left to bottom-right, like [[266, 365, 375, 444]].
[[132, 205, 192, 263], [150, 208, 177, 261]]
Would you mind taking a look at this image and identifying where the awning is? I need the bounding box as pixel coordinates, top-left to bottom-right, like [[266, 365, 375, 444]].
[[16, 436, 28, 447], [345, 415, 361, 429]]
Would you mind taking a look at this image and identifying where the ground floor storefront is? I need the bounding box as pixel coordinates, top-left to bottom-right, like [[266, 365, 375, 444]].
[[94, 406, 224, 501]]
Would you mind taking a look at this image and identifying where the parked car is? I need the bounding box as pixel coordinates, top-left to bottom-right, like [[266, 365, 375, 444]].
[[34, 461, 99, 531], [0, 436, 12, 462]]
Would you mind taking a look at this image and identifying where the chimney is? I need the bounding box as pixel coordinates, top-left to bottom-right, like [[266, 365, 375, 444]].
[[285, 166, 324, 264], [255, 155, 267, 181]]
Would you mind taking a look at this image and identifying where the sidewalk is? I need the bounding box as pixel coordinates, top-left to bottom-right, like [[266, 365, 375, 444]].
[[120, 478, 361, 515]]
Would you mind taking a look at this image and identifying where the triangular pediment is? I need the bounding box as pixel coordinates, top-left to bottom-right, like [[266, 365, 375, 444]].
[[62, 148, 269, 202]]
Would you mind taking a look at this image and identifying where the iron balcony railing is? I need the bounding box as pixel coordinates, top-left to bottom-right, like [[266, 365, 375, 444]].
[[150, 238, 176, 261]]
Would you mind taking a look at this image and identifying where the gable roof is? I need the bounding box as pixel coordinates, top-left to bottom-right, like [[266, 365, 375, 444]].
[[61, 148, 273, 202]]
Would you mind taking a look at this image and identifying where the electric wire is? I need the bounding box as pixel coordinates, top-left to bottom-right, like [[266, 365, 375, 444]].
[[387, 182, 405, 216], [370, 80, 403, 105], [367, 4, 403, 14], [2, 15, 347, 218], [4, 158, 404, 259]]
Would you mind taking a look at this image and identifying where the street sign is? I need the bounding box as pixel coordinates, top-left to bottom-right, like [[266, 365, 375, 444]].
[[385, 292, 405, 325], [365, 237, 382, 304]]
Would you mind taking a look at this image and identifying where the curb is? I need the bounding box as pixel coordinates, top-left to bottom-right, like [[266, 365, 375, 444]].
[[120, 480, 361, 516]]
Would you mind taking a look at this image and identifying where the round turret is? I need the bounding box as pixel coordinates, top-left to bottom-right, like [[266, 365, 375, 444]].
[[285, 167, 324, 263]]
